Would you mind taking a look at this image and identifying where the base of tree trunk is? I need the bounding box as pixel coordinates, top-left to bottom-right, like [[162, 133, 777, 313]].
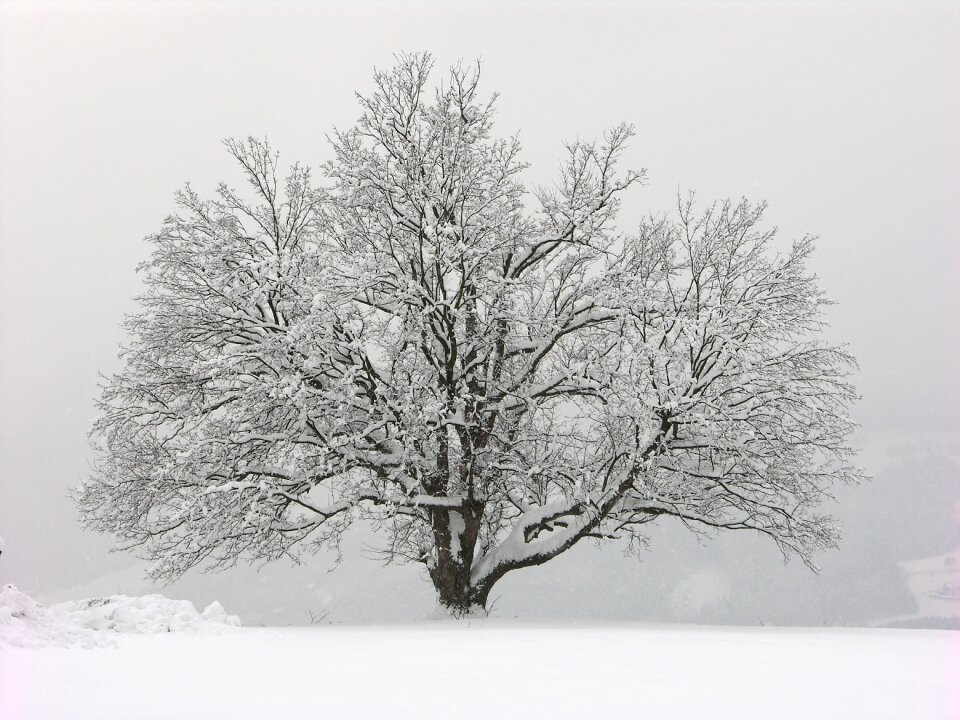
[[425, 603, 489, 620]]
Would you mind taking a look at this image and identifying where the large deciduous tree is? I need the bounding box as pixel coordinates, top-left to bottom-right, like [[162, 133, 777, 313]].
[[79, 54, 862, 615]]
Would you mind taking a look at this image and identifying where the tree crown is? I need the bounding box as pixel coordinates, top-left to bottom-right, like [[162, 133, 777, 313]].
[[79, 53, 862, 611]]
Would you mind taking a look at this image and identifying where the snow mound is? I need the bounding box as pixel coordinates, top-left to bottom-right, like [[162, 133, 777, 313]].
[[0, 585, 108, 649], [53, 595, 241, 635], [0, 585, 240, 650]]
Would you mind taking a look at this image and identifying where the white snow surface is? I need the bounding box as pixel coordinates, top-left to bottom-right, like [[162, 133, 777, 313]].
[[0, 585, 239, 649], [1, 618, 956, 719], [0, 585, 108, 649]]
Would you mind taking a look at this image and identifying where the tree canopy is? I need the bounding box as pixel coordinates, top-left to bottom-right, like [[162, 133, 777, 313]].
[[79, 54, 862, 614]]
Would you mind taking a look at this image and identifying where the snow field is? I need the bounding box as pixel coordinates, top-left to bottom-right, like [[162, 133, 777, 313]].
[[2, 622, 957, 720]]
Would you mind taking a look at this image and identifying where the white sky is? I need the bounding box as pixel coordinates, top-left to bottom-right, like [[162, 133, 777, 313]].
[[1, 0, 958, 596]]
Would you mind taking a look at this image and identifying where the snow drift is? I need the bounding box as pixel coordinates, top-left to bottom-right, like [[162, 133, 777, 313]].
[[0, 584, 239, 649], [0, 585, 106, 649]]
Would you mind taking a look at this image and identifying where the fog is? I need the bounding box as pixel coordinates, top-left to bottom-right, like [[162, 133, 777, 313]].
[[1, 0, 958, 627]]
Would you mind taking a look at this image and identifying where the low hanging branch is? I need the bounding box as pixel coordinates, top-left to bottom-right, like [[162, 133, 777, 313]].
[[78, 52, 863, 615]]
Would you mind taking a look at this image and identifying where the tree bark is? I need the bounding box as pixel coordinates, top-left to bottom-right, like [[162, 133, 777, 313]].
[[428, 502, 484, 615]]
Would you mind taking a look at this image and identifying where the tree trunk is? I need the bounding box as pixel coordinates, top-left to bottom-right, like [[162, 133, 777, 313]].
[[428, 503, 484, 616]]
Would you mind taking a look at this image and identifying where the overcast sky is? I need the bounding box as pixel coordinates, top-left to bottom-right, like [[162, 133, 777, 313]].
[[1, 0, 958, 604]]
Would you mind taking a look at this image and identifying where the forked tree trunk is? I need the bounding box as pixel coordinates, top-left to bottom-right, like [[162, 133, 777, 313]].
[[427, 503, 485, 616]]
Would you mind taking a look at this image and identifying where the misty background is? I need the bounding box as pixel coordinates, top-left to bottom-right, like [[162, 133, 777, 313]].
[[1, 0, 957, 627]]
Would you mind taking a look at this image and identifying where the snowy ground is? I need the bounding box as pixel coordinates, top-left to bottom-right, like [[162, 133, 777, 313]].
[[3, 620, 957, 719]]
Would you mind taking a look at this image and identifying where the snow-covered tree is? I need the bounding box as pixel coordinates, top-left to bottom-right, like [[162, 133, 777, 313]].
[[79, 54, 863, 615]]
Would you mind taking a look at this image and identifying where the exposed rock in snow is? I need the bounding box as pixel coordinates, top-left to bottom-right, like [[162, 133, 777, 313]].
[[0, 585, 240, 650]]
